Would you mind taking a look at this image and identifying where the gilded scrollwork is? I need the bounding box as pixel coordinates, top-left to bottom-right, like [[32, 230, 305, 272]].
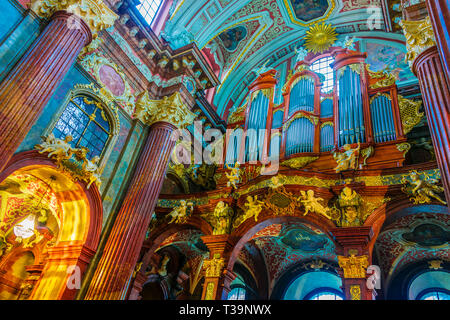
[[281, 156, 319, 170], [338, 254, 369, 279], [400, 16, 436, 67], [203, 254, 225, 278]]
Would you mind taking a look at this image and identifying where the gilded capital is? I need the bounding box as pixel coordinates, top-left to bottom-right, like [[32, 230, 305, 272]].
[[134, 91, 196, 129], [29, 0, 118, 34], [338, 254, 369, 279], [400, 16, 436, 67]]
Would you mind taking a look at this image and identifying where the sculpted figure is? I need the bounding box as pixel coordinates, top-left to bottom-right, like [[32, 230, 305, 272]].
[[298, 190, 332, 219], [211, 201, 233, 235], [402, 171, 447, 205], [244, 195, 264, 222], [338, 187, 362, 227], [167, 200, 194, 224], [36, 134, 74, 163], [83, 155, 102, 189], [333, 143, 361, 173], [225, 162, 240, 189]]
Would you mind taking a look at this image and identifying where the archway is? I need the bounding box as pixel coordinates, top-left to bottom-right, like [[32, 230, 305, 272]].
[[0, 151, 103, 300]]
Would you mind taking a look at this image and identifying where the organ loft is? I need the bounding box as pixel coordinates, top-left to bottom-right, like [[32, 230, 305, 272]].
[[0, 0, 448, 301]]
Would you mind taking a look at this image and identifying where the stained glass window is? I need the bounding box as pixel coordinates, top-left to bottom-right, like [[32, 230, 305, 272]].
[[137, 0, 164, 25], [311, 56, 335, 93], [52, 96, 111, 159]]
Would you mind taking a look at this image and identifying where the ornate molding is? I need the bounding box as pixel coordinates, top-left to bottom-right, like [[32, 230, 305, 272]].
[[134, 92, 196, 129], [400, 16, 436, 67], [281, 156, 319, 170], [338, 254, 369, 279], [203, 254, 225, 278], [29, 0, 118, 35]]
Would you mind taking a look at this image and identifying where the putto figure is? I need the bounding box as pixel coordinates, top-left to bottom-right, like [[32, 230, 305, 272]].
[[36, 134, 74, 164], [298, 190, 332, 219], [225, 162, 240, 189], [167, 200, 194, 224], [243, 195, 264, 222], [402, 171, 447, 205], [333, 143, 361, 173]]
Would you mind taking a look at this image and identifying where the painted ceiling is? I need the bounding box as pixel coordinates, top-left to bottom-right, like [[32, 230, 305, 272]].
[[164, 0, 409, 117]]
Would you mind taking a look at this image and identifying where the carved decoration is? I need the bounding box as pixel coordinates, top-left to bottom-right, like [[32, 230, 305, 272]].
[[29, 0, 118, 34], [225, 163, 241, 189], [134, 92, 196, 129], [203, 254, 225, 278], [338, 254, 369, 278], [367, 66, 397, 89], [227, 104, 246, 124], [350, 285, 362, 300], [396, 142, 412, 158], [202, 202, 234, 235], [281, 156, 319, 170], [333, 143, 361, 173], [35, 134, 102, 189], [400, 16, 436, 67], [167, 200, 194, 224], [401, 170, 447, 205], [298, 190, 332, 219], [234, 195, 264, 228], [398, 95, 424, 134]]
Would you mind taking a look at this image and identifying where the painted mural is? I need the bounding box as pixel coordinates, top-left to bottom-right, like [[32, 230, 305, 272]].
[[365, 42, 416, 83], [402, 224, 450, 247], [218, 26, 248, 52], [289, 0, 329, 22]]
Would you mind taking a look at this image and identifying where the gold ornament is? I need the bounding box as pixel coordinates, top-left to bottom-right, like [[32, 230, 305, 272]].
[[228, 105, 246, 124], [367, 66, 397, 89], [401, 170, 447, 205], [333, 143, 361, 173], [167, 200, 194, 224], [350, 285, 361, 300], [338, 254, 369, 278], [237, 195, 264, 226], [304, 23, 338, 54], [203, 254, 225, 278], [29, 0, 118, 35], [134, 91, 196, 129], [396, 142, 412, 158], [398, 95, 424, 134], [428, 260, 443, 270], [281, 156, 319, 170], [202, 201, 234, 235], [400, 16, 436, 67], [225, 163, 241, 189], [298, 190, 332, 219]]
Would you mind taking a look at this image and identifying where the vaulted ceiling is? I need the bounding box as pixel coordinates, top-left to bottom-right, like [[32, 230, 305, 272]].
[[163, 0, 408, 117]]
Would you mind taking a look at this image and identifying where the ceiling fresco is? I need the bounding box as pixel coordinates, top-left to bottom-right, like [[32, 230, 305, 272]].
[[374, 212, 450, 283], [166, 0, 412, 119]]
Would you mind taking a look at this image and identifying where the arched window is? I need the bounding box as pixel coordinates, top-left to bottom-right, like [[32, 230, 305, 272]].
[[306, 289, 344, 300], [52, 95, 112, 160], [228, 287, 246, 300], [137, 0, 164, 25], [310, 56, 335, 93], [283, 271, 343, 300], [418, 289, 450, 300]]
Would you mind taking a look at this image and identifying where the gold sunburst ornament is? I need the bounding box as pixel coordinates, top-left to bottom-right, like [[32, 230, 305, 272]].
[[304, 23, 338, 54]]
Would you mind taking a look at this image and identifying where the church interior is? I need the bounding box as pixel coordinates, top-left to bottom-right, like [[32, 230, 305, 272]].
[[0, 0, 448, 301]]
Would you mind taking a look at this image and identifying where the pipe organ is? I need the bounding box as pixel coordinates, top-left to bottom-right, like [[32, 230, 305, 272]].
[[225, 47, 416, 171]]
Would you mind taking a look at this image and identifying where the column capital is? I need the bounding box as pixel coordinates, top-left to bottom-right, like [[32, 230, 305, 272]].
[[400, 16, 436, 68], [29, 0, 118, 35], [135, 91, 196, 129], [337, 254, 369, 279]]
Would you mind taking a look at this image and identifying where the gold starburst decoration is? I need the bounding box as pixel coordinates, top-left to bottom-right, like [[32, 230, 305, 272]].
[[304, 23, 338, 54]]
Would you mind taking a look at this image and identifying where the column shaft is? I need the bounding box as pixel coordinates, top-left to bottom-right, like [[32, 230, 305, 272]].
[[85, 122, 177, 300], [0, 11, 91, 171]]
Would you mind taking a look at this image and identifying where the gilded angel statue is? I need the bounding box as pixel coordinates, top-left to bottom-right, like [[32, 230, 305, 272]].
[[333, 143, 361, 173], [36, 134, 74, 164], [83, 155, 102, 189], [225, 162, 240, 189], [298, 190, 332, 219], [167, 200, 194, 224], [243, 195, 264, 222], [401, 171, 447, 205]]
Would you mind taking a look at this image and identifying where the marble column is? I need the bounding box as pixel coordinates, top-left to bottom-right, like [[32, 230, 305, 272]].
[[332, 227, 374, 300], [401, 17, 450, 205], [0, 0, 117, 172], [85, 92, 196, 300], [425, 0, 450, 85], [200, 235, 236, 300]]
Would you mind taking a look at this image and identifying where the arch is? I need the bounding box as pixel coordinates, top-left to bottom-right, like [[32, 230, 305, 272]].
[[0, 151, 103, 300], [226, 214, 337, 277]]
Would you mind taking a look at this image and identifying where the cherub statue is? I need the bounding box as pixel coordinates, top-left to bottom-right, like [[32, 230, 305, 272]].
[[298, 190, 332, 219], [337, 187, 362, 227], [243, 195, 264, 222], [83, 155, 102, 189], [36, 134, 74, 164], [167, 200, 194, 224], [270, 175, 284, 189], [225, 162, 240, 189], [333, 143, 361, 173], [401, 171, 447, 205]]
